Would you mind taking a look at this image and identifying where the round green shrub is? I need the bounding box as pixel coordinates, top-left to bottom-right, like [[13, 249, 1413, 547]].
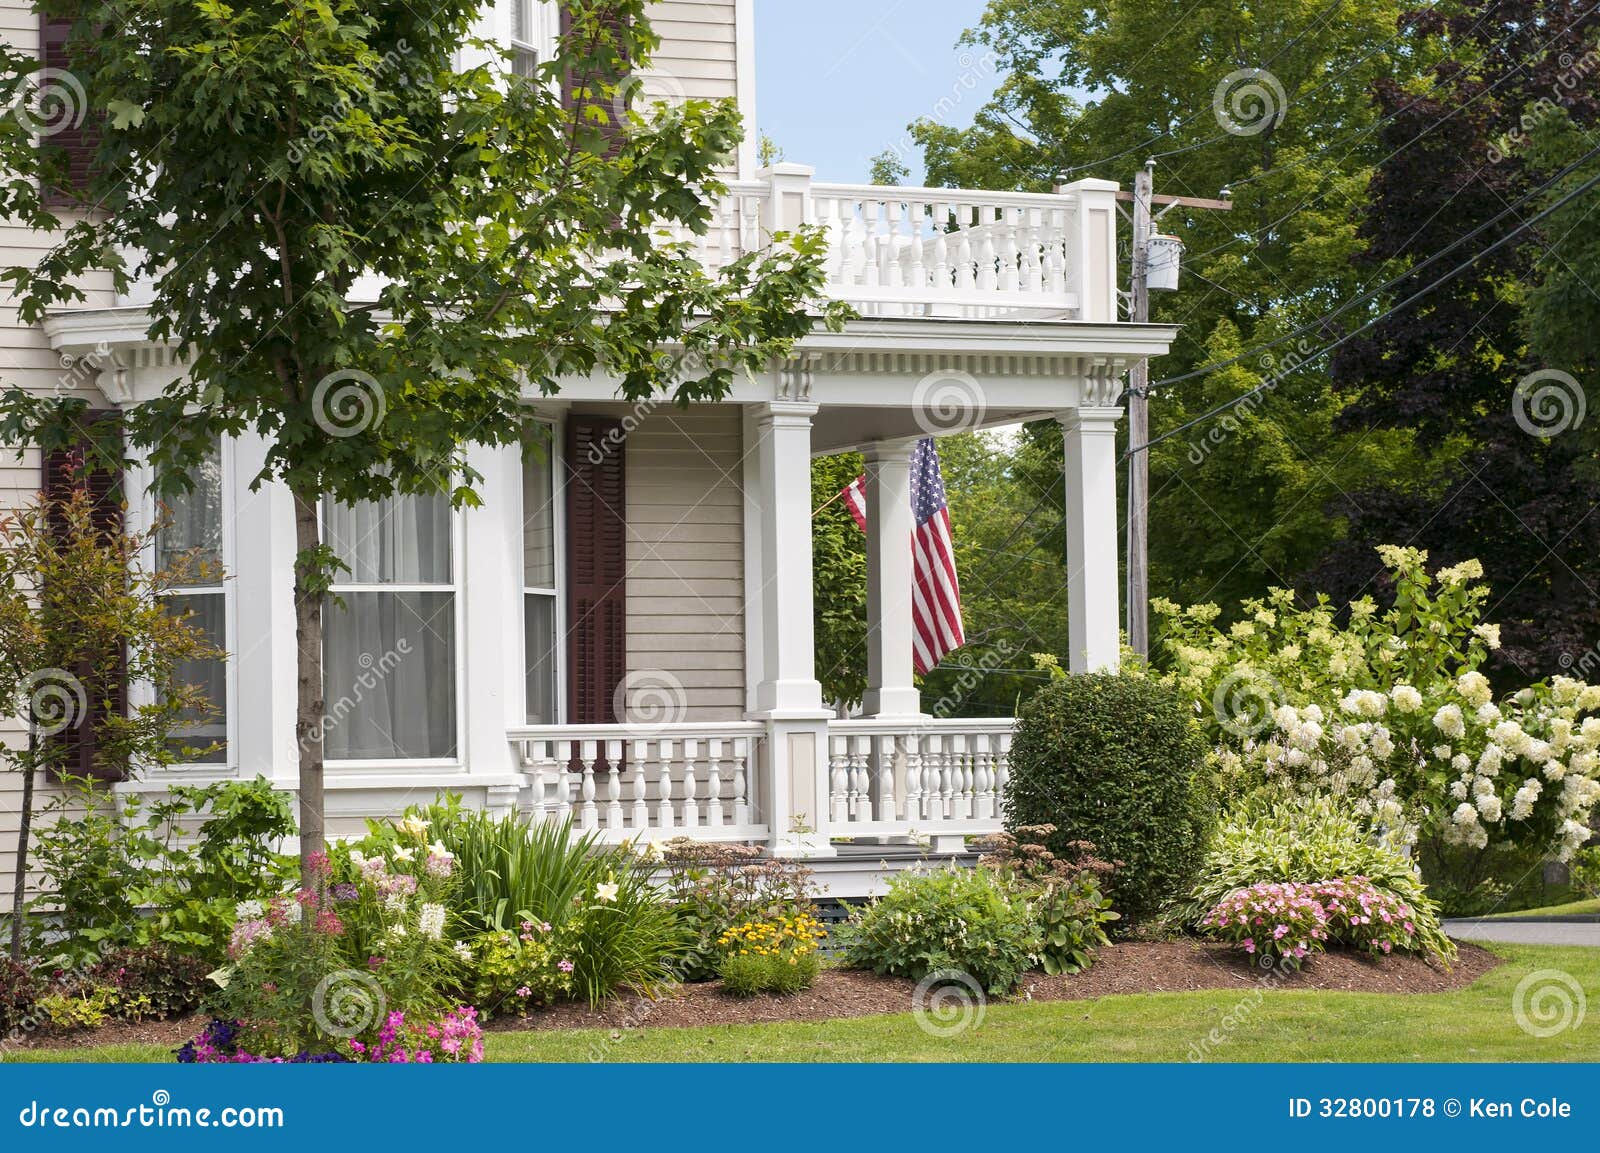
[[841, 865, 1038, 995], [1006, 672, 1214, 924]]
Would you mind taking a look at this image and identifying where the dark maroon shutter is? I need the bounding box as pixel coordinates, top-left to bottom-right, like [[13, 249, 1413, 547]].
[[41, 414, 126, 782], [559, 3, 631, 154], [565, 416, 627, 726], [38, 13, 99, 203]]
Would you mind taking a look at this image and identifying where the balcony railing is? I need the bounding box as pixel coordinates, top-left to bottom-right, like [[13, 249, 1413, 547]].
[[662, 166, 1117, 322]]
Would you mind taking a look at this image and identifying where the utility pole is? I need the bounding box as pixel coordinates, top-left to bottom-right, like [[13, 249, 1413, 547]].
[[1126, 159, 1154, 661], [1117, 165, 1232, 659]]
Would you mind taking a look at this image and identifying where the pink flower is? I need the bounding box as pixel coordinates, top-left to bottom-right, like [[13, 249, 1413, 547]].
[[558, 959, 574, 973]]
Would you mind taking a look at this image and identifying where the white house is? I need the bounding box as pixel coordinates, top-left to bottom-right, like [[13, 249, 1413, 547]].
[[0, 1, 1176, 896]]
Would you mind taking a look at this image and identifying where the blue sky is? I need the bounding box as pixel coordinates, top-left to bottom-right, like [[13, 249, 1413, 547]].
[[754, 0, 999, 185]]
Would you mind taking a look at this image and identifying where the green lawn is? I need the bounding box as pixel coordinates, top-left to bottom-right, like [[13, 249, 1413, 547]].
[[1490, 896, 1600, 918], [8, 943, 1597, 1063]]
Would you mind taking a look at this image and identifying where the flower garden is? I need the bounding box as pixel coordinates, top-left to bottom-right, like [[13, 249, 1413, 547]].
[[2, 547, 1598, 1062]]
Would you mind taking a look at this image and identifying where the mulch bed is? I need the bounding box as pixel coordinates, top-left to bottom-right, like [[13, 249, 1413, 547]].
[[485, 939, 1501, 1034], [14, 940, 1500, 1050]]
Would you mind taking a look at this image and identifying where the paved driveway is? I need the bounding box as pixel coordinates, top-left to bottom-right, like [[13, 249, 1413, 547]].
[[1444, 919, 1600, 947]]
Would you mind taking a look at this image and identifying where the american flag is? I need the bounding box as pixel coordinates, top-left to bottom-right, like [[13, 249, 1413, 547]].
[[840, 438, 965, 674]]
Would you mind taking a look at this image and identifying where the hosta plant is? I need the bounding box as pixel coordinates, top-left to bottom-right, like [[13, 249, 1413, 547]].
[[842, 865, 1038, 996]]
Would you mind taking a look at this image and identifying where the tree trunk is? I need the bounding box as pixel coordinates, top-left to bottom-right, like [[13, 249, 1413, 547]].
[[8, 734, 37, 961], [291, 488, 326, 886]]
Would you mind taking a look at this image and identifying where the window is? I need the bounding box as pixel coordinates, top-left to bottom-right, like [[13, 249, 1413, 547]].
[[322, 491, 458, 761], [156, 442, 228, 764], [523, 425, 559, 723], [510, 0, 540, 78]]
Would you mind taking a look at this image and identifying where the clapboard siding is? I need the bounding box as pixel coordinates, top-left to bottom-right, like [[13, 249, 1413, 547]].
[[644, 0, 739, 104], [573, 402, 746, 723], [0, 1, 119, 905]]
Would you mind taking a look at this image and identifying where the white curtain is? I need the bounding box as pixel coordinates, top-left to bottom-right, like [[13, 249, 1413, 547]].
[[322, 492, 456, 760]]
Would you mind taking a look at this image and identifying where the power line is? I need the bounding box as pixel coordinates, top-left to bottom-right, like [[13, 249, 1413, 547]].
[[1146, 140, 1600, 394], [1126, 158, 1600, 458], [1183, 0, 1600, 267]]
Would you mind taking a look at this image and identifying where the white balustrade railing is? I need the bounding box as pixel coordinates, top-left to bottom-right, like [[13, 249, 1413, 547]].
[[695, 179, 1088, 321], [826, 718, 1015, 841], [509, 722, 768, 844]]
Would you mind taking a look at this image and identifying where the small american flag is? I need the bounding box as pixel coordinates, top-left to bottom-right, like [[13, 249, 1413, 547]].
[[840, 438, 965, 674]]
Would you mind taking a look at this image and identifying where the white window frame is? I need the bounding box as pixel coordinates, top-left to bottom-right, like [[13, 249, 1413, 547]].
[[319, 491, 468, 771], [519, 415, 567, 725], [132, 435, 239, 776], [507, 0, 547, 78]]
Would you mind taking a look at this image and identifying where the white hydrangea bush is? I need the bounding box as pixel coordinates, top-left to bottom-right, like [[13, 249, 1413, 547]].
[[1158, 547, 1600, 862]]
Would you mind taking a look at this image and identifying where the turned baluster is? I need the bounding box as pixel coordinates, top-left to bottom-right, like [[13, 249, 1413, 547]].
[[998, 207, 1020, 292], [731, 737, 750, 827], [829, 736, 850, 824], [680, 738, 700, 829], [907, 201, 928, 289], [630, 739, 652, 831], [884, 199, 904, 287], [578, 740, 599, 831], [976, 212, 998, 292], [955, 204, 976, 291], [973, 733, 995, 820], [931, 202, 952, 291], [655, 738, 676, 832], [552, 740, 574, 821], [904, 734, 924, 822], [1021, 208, 1042, 294], [994, 731, 1013, 809], [849, 735, 869, 821], [863, 202, 882, 288], [603, 739, 624, 829], [706, 738, 727, 828]]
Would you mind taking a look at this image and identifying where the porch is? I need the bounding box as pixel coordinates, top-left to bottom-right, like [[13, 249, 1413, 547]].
[[41, 167, 1175, 892]]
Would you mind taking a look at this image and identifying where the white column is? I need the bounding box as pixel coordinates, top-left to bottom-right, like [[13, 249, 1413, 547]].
[[229, 431, 302, 786], [1058, 407, 1123, 673], [861, 439, 922, 717], [753, 401, 825, 714], [459, 441, 520, 800], [751, 400, 833, 856]]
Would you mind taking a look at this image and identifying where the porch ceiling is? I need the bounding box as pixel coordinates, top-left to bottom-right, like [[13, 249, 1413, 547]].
[[808, 406, 1058, 454]]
